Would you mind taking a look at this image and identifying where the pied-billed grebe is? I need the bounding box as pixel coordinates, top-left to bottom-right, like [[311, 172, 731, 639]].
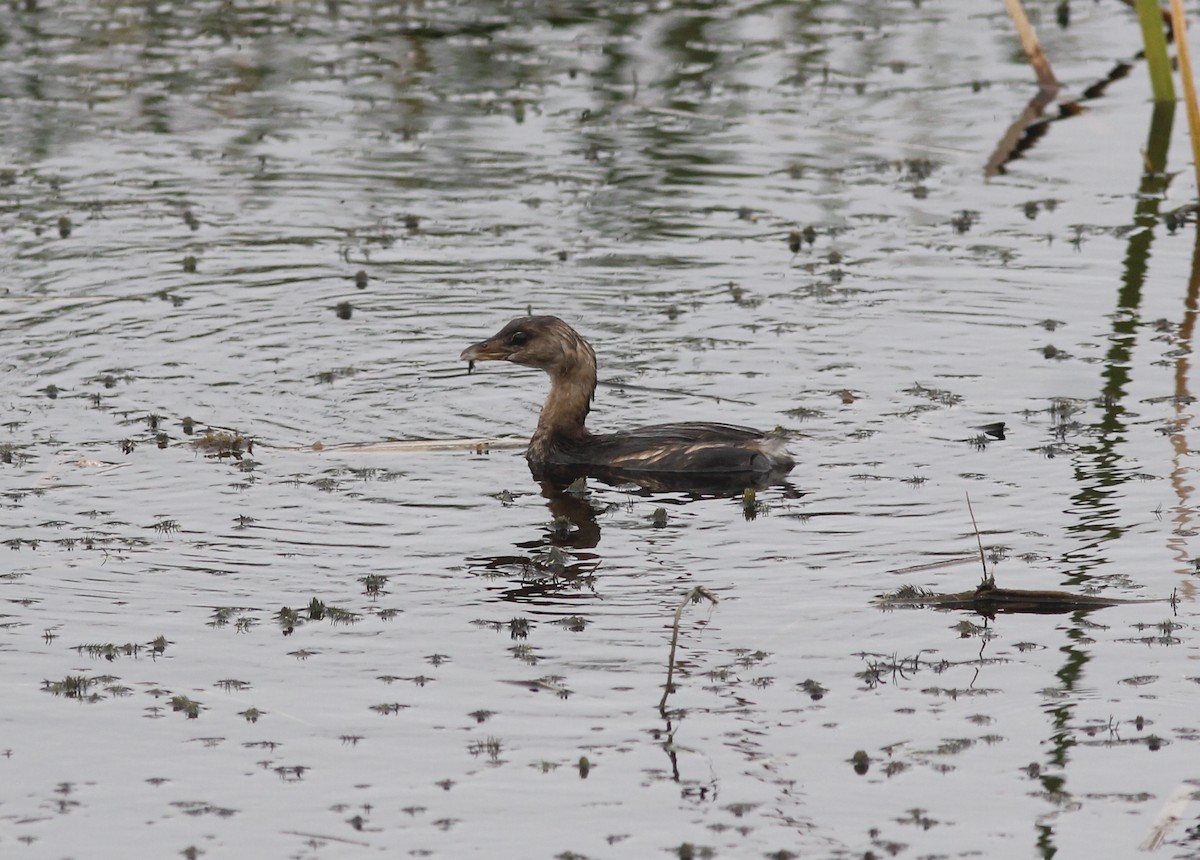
[[460, 316, 795, 476]]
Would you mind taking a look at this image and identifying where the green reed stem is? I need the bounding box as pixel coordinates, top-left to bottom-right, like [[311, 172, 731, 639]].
[[1136, 0, 1176, 103]]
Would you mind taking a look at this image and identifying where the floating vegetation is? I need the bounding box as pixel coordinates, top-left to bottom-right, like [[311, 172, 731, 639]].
[[504, 676, 571, 698], [877, 580, 1157, 616], [324, 605, 361, 625], [172, 801, 236, 818], [851, 750, 870, 775], [276, 606, 301, 631], [370, 702, 410, 715], [855, 652, 952, 690], [192, 431, 253, 460], [553, 615, 589, 632], [798, 678, 828, 701], [902, 382, 963, 406], [73, 642, 147, 661], [360, 573, 387, 596], [467, 737, 504, 764], [170, 695, 202, 719], [268, 598, 358, 629], [313, 366, 359, 384], [208, 607, 255, 629], [43, 675, 99, 699], [783, 405, 824, 421], [0, 443, 29, 466], [510, 644, 540, 665], [742, 487, 767, 520]]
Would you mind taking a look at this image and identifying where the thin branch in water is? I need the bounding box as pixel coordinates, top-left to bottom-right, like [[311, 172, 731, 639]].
[[659, 586, 718, 714], [965, 493, 990, 585]]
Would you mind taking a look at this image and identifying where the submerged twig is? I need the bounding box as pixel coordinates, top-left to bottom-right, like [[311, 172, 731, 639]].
[[279, 438, 528, 453], [659, 586, 718, 713]]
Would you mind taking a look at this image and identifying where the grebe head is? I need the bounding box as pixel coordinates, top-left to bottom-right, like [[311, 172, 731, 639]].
[[460, 315, 595, 376]]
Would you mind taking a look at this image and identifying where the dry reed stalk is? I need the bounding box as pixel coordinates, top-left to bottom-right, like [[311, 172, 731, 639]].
[[1003, 0, 1060, 96], [1170, 0, 1200, 190]]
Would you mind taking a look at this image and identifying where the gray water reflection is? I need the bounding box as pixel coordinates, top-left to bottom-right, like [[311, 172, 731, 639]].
[[3, 1, 1200, 857]]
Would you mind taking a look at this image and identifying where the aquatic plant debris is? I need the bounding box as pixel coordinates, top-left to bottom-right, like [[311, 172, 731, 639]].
[[876, 580, 1162, 615]]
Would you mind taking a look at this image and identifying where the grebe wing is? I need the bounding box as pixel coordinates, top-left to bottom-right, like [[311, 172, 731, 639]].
[[614, 422, 776, 443]]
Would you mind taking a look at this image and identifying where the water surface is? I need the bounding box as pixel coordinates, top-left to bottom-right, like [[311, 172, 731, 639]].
[[3, 2, 1199, 857]]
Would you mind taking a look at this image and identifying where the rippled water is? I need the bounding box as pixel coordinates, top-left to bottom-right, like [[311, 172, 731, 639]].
[[3, 2, 1200, 857]]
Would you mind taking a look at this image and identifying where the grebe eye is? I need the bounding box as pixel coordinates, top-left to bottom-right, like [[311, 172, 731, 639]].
[[509, 331, 528, 346]]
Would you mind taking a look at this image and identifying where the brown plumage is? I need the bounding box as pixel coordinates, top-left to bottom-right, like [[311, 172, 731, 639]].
[[460, 316, 795, 477]]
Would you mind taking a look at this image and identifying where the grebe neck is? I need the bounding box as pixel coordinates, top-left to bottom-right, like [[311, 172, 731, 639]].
[[531, 352, 597, 452]]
